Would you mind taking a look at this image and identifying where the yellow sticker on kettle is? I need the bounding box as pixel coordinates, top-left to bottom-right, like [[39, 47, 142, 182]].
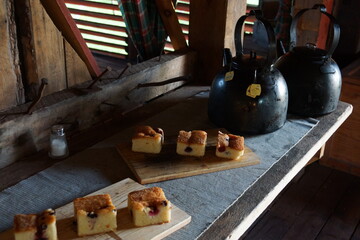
[[225, 71, 234, 81], [246, 84, 261, 98]]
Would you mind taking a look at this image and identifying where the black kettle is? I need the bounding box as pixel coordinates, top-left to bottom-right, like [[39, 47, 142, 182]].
[[208, 10, 288, 134], [274, 4, 341, 116]]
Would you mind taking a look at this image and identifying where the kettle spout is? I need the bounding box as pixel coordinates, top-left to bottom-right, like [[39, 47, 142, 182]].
[[277, 40, 287, 57]]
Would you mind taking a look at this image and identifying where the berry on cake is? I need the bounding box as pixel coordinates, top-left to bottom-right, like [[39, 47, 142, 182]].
[[132, 126, 164, 154], [73, 194, 117, 236], [128, 187, 171, 227], [176, 130, 207, 157], [13, 209, 58, 240], [216, 131, 245, 160]]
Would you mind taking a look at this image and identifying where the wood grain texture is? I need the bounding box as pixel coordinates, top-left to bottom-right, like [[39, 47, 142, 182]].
[[117, 129, 260, 184], [0, 178, 191, 240], [155, 0, 187, 51], [0, 51, 196, 169], [40, 0, 101, 78], [31, 0, 67, 96], [64, 40, 92, 87], [0, 0, 24, 110]]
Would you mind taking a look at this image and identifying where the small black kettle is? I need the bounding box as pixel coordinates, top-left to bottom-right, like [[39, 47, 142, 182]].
[[208, 10, 288, 134], [274, 4, 341, 116]]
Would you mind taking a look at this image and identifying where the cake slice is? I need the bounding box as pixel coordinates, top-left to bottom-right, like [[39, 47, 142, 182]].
[[14, 214, 37, 240], [73, 194, 117, 236], [216, 131, 245, 160], [132, 126, 164, 154], [128, 187, 171, 227], [176, 130, 207, 157], [14, 209, 58, 240]]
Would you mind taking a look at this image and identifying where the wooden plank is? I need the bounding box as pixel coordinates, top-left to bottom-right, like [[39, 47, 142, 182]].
[[13, 0, 39, 100], [116, 129, 260, 184], [31, 0, 67, 96], [155, 0, 187, 51], [281, 169, 355, 239], [198, 102, 353, 240], [64, 40, 92, 87], [241, 162, 333, 239], [316, 177, 360, 240], [40, 0, 101, 78], [189, 0, 246, 84], [0, 0, 24, 110], [0, 178, 191, 240]]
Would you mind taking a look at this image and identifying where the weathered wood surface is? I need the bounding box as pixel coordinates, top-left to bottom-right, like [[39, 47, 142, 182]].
[[13, 0, 39, 100], [0, 85, 208, 192], [155, 0, 187, 51], [0, 0, 24, 110], [198, 101, 353, 240], [31, 0, 67, 96], [0, 51, 196, 169], [189, 0, 246, 84], [64, 40, 92, 87], [40, 0, 101, 78], [0, 178, 191, 240], [241, 162, 360, 240]]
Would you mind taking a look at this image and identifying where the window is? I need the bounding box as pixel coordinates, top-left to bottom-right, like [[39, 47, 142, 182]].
[[65, 0, 190, 60]]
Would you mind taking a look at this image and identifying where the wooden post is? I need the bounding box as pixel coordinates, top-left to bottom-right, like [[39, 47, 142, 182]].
[[0, 0, 24, 109], [189, 0, 247, 84]]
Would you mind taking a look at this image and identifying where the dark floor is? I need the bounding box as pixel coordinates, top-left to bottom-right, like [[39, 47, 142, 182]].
[[240, 161, 360, 240]]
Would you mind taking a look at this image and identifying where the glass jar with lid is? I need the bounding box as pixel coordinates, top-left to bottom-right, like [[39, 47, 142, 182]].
[[49, 125, 69, 159]]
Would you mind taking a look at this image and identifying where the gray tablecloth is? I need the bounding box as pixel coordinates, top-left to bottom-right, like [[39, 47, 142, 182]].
[[0, 92, 318, 239]]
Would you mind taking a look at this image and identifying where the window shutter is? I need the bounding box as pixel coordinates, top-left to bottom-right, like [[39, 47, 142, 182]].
[[65, 0, 190, 59]]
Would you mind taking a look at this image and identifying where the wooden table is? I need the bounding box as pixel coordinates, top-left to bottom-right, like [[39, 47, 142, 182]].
[[0, 86, 353, 240]]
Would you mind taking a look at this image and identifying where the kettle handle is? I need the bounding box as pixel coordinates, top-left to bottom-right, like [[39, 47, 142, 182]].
[[289, 4, 340, 57], [234, 10, 277, 65]]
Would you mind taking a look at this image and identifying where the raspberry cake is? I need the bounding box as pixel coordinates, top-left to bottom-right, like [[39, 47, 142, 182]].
[[176, 130, 207, 157], [73, 194, 117, 236], [216, 131, 245, 160], [128, 187, 171, 227], [132, 126, 164, 154], [13, 209, 58, 240]]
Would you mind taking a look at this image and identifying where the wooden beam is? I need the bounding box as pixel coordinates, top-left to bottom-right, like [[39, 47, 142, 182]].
[[189, 0, 246, 84], [0, 51, 196, 169], [155, 0, 187, 51], [40, 0, 101, 78], [0, 0, 24, 108]]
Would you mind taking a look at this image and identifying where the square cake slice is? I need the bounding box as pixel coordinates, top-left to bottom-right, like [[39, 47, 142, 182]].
[[73, 194, 117, 236], [14, 214, 37, 240], [128, 187, 171, 227], [14, 209, 58, 240], [216, 131, 245, 160], [176, 130, 207, 157], [132, 126, 164, 154]]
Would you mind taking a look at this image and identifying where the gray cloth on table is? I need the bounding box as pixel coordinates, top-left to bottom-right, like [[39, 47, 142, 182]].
[[0, 92, 318, 239]]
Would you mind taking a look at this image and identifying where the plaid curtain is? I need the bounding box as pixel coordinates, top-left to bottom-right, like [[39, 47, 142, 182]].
[[119, 0, 168, 61]]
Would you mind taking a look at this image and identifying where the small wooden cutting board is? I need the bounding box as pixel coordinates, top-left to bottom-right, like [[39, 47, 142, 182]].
[[117, 129, 260, 184], [0, 178, 191, 240]]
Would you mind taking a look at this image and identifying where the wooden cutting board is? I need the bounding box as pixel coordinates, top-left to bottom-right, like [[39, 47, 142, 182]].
[[117, 129, 260, 184], [0, 178, 191, 240]]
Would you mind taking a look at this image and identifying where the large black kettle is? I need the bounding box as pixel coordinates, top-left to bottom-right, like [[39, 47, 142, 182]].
[[208, 10, 288, 134], [274, 4, 341, 116]]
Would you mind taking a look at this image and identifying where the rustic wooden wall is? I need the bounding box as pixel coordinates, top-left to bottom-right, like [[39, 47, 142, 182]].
[[189, 0, 247, 84], [0, 0, 24, 110]]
